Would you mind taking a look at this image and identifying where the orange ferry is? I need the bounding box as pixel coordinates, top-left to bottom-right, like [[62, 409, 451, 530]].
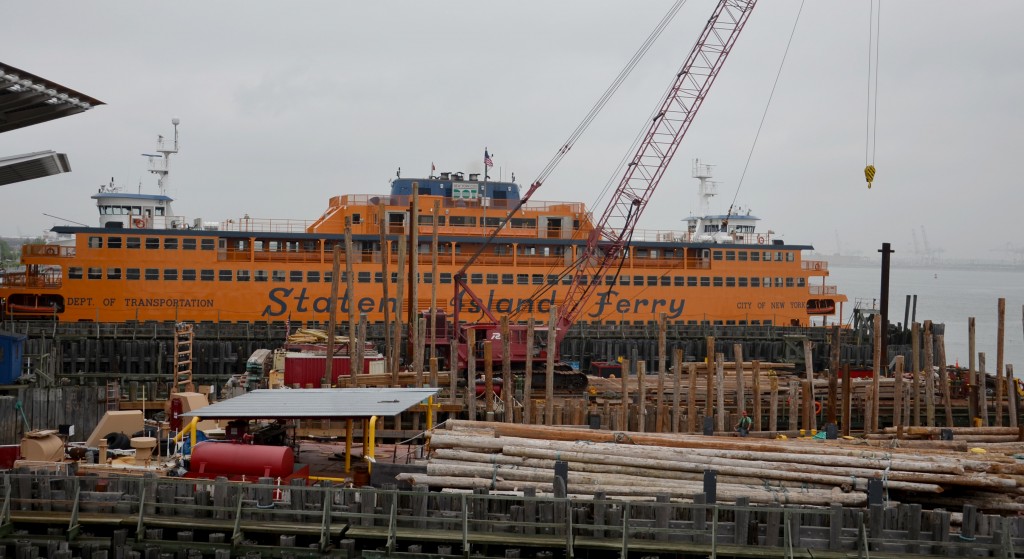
[[0, 120, 846, 326]]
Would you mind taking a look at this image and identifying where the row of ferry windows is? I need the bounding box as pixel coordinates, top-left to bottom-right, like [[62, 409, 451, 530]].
[[67, 267, 806, 288], [88, 236, 216, 250], [86, 236, 796, 263]]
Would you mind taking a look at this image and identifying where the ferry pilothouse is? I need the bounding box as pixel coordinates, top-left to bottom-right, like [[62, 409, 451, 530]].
[[0, 120, 846, 326]]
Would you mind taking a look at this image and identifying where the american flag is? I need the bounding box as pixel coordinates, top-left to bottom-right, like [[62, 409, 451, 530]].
[[484, 149, 493, 168]]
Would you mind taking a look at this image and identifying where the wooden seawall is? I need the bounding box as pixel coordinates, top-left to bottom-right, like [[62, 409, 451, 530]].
[[1, 472, 1021, 558]]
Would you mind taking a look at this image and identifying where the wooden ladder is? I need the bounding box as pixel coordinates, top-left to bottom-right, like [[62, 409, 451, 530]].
[[105, 381, 120, 411], [173, 322, 196, 394]]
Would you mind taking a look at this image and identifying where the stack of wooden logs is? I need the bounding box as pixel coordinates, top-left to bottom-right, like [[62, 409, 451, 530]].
[[404, 420, 1024, 513]]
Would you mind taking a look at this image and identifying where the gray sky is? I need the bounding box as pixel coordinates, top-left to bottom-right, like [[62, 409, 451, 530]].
[[2, 1, 1022, 262]]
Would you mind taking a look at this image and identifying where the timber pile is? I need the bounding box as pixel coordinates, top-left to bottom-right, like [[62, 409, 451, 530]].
[[868, 426, 1024, 444], [407, 420, 1024, 512], [286, 328, 337, 344]]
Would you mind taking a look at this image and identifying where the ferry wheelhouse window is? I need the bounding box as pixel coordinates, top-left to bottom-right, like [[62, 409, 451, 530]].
[[183, 239, 196, 250], [725, 251, 735, 261], [145, 238, 159, 250], [738, 251, 748, 262], [273, 271, 286, 282], [712, 251, 723, 261], [762, 251, 771, 261], [88, 236, 103, 248], [183, 269, 196, 281], [786, 252, 795, 262], [358, 272, 371, 283], [440, 273, 452, 284], [255, 270, 268, 282], [107, 268, 121, 280], [87, 267, 102, 279], [108, 237, 122, 249], [501, 274, 513, 285], [164, 238, 178, 250], [219, 270, 232, 282], [201, 270, 214, 281], [486, 274, 498, 285], [700, 277, 710, 287], [127, 237, 141, 249], [749, 251, 759, 262], [471, 273, 483, 284], [290, 271, 303, 282], [306, 271, 319, 283], [351, 213, 361, 224], [201, 239, 215, 251], [145, 269, 158, 280], [126, 268, 140, 280], [510, 218, 536, 229], [775, 251, 783, 262], [164, 269, 178, 281]]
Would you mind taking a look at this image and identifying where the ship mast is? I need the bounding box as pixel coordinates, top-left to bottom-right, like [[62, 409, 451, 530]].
[[148, 117, 180, 197]]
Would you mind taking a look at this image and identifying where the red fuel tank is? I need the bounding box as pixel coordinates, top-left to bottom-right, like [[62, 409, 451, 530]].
[[189, 442, 295, 479]]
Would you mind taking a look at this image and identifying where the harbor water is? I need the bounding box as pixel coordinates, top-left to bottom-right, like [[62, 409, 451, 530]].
[[829, 264, 1024, 372]]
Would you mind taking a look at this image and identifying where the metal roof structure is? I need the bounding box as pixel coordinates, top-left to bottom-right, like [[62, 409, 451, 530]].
[[0, 63, 103, 134], [0, 150, 71, 186], [181, 387, 440, 419]]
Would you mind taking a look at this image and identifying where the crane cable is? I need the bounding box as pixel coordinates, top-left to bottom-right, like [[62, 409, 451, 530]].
[[529, 0, 687, 191], [724, 0, 806, 226], [865, 1, 882, 188]]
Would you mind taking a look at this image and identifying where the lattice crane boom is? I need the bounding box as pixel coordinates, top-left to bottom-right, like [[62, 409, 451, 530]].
[[559, 0, 758, 331]]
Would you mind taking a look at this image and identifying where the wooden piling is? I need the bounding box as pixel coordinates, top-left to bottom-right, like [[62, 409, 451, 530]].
[[716, 353, 726, 433], [620, 358, 630, 430], [872, 313, 882, 433], [924, 321, 935, 427], [893, 355, 904, 436], [656, 314, 667, 432], [325, 241, 342, 387], [996, 298, 1005, 426], [467, 328, 477, 421], [968, 317, 978, 423], [545, 306, 557, 426], [637, 360, 647, 433], [769, 374, 779, 433], [409, 188, 419, 373], [687, 362, 697, 433], [978, 352, 988, 426], [752, 360, 762, 432], [501, 316, 513, 423], [484, 341, 494, 420], [672, 348, 682, 433], [525, 319, 534, 425], [841, 364, 852, 437], [705, 337, 715, 419], [1007, 363, 1017, 429], [937, 334, 953, 427], [911, 321, 921, 427], [788, 380, 799, 432], [429, 200, 440, 362], [803, 338, 815, 431], [734, 343, 745, 415], [394, 236, 407, 375]]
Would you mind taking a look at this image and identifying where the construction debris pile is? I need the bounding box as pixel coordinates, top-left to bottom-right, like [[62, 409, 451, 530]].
[[411, 420, 1024, 513]]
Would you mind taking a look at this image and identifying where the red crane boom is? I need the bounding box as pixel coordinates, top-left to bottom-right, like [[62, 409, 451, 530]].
[[558, 0, 758, 334]]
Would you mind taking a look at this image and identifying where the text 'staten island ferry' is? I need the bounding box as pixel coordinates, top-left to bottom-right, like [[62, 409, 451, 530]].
[[0, 120, 846, 326]]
